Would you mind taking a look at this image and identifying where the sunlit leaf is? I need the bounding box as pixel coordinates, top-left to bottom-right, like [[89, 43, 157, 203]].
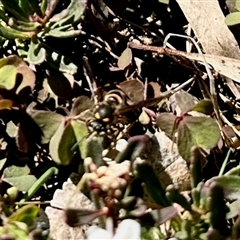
[[158, 0, 169, 4], [225, 12, 240, 26], [49, 118, 76, 165], [53, 0, 86, 26], [8, 204, 39, 226], [0, 65, 17, 90], [3, 165, 37, 192], [28, 39, 46, 65], [207, 176, 240, 200], [226, 199, 240, 219], [46, 29, 81, 38], [71, 120, 88, 159], [16, 65, 36, 94], [190, 99, 213, 115], [118, 47, 132, 70]]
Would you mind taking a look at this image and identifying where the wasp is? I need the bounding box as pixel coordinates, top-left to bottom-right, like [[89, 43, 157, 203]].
[[85, 87, 173, 137], [86, 89, 128, 136]]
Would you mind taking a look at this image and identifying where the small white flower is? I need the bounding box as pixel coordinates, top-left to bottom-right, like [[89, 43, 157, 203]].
[[87, 219, 141, 240]]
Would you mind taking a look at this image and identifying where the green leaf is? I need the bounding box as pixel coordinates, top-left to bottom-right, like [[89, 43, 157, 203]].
[[27, 39, 46, 65], [71, 120, 88, 159], [28, 110, 64, 144], [190, 99, 213, 115], [226, 200, 240, 219], [49, 118, 76, 165], [15, 65, 36, 95], [156, 113, 177, 139], [207, 176, 240, 200], [46, 29, 81, 38], [52, 0, 85, 26], [0, 25, 33, 39], [158, 0, 169, 4], [225, 165, 240, 176], [0, 65, 17, 90], [175, 91, 196, 113], [225, 12, 240, 26], [177, 116, 220, 161], [8, 18, 40, 32], [3, 166, 37, 192], [8, 204, 39, 226], [236, 0, 240, 11]]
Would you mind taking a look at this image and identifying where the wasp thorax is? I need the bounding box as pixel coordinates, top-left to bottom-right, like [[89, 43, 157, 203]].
[[94, 103, 115, 122]]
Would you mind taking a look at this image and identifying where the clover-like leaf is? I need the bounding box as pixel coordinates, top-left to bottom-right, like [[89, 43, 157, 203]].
[[207, 176, 240, 200], [8, 204, 39, 226], [180, 116, 220, 148], [190, 99, 213, 115], [225, 12, 240, 26], [3, 165, 37, 192], [177, 116, 220, 161], [71, 120, 88, 159], [156, 113, 177, 139], [49, 118, 76, 165], [28, 110, 64, 144], [0, 65, 17, 90], [175, 91, 196, 113], [16, 65, 36, 95]]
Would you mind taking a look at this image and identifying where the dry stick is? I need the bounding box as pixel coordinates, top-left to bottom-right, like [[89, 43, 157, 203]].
[[118, 76, 196, 115], [82, 56, 98, 104], [128, 42, 223, 126]]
